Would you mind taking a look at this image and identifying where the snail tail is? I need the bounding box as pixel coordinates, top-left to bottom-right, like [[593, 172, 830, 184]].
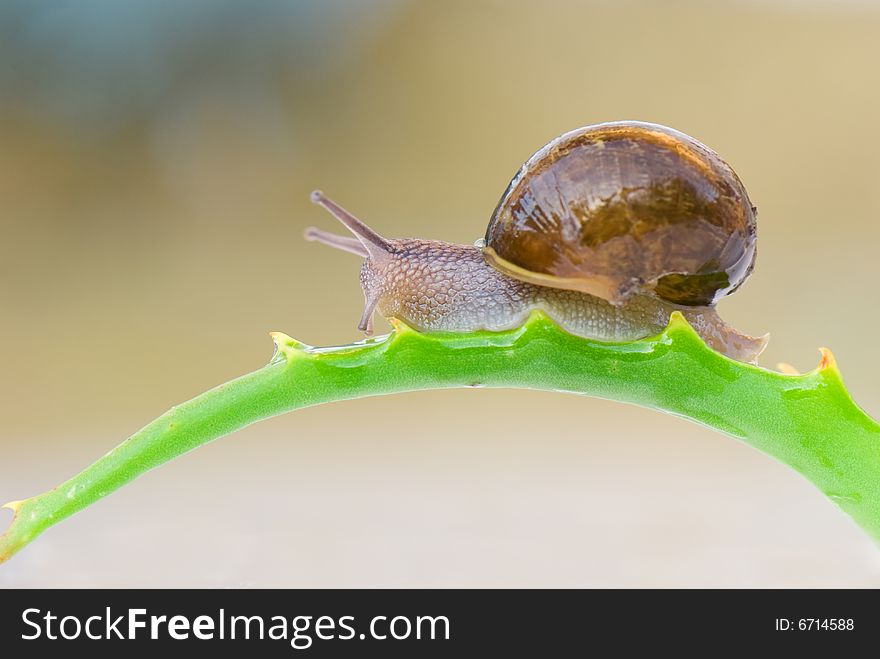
[[681, 308, 769, 364]]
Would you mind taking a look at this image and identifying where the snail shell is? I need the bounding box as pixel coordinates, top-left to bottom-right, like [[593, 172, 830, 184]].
[[482, 121, 757, 306]]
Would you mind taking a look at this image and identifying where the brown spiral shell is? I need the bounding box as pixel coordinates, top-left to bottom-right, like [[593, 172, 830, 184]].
[[482, 121, 757, 306]]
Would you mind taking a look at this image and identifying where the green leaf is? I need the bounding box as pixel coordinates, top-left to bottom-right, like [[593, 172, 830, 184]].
[[2, 311, 878, 565]]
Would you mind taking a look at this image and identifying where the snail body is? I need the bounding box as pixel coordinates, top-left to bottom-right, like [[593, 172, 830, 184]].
[[305, 121, 767, 362]]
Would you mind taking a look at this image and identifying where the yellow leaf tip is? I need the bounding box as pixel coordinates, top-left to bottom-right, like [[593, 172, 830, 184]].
[[522, 309, 554, 330], [667, 310, 691, 328], [388, 318, 415, 334], [2, 500, 23, 515], [269, 331, 309, 361], [818, 346, 838, 372], [665, 311, 699, 338]]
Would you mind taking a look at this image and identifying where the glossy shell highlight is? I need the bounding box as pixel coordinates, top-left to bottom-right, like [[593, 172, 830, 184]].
[[482, 121, 757, 306]]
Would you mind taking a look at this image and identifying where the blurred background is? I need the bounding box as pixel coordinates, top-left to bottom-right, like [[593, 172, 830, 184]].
[[2, 0, 880, 587]]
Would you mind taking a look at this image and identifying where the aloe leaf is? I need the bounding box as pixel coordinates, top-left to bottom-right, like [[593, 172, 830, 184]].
[[2, 311, 878, 565]]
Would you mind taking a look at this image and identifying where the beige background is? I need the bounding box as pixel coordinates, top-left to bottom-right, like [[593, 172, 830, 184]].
[[2, 0, 880, 587]]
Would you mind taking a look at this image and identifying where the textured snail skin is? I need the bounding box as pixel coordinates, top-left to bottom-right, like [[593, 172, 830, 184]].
[[484, 121, 757, 306], [361, 239, 767, 363]]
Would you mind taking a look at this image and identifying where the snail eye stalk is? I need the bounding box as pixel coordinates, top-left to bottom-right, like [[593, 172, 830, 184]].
[[309, 190, 392, 259]]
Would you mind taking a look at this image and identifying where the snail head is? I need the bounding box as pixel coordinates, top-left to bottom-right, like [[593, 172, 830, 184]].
[[305, 190, 396, 335]]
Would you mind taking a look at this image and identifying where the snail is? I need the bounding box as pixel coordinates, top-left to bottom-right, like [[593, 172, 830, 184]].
[[304, 121, 767, 362]]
